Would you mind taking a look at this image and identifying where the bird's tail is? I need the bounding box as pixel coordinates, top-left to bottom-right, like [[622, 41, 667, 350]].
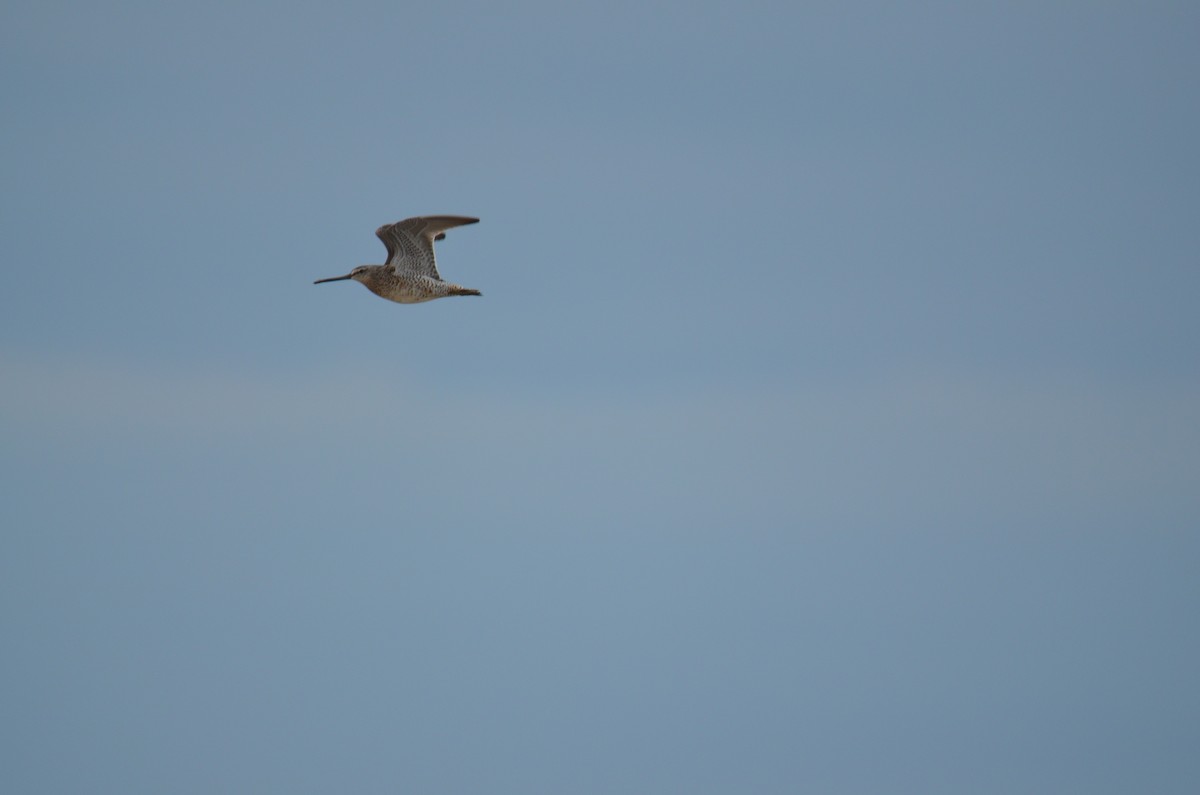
[[452, 287, 482, 297]]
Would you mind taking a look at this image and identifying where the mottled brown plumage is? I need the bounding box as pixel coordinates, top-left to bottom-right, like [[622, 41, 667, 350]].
[[315, 215, 480, 303]]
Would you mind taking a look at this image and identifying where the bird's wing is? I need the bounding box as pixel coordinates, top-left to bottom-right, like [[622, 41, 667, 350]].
[[375, 216, 479, 279]]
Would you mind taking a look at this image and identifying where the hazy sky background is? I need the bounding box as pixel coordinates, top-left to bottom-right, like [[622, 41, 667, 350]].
[[3, 2, 1198, 793]]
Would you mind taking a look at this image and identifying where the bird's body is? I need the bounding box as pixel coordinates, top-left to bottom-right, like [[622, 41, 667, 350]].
[[347, 266, 480, 303], [315, 215, 480, 303]]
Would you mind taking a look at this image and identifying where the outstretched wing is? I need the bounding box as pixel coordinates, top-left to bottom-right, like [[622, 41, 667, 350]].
[[375, 216, 479, 279]]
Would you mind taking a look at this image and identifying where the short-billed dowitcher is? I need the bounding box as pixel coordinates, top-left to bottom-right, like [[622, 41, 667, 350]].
[[315, 215, 480, 303]]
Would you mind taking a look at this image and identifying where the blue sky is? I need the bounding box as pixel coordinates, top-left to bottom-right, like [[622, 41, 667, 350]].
[[3, 2, 1199, 793]]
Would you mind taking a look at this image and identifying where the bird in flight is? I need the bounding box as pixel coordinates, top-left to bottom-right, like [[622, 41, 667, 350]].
[[315, 215, 480, 303]]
